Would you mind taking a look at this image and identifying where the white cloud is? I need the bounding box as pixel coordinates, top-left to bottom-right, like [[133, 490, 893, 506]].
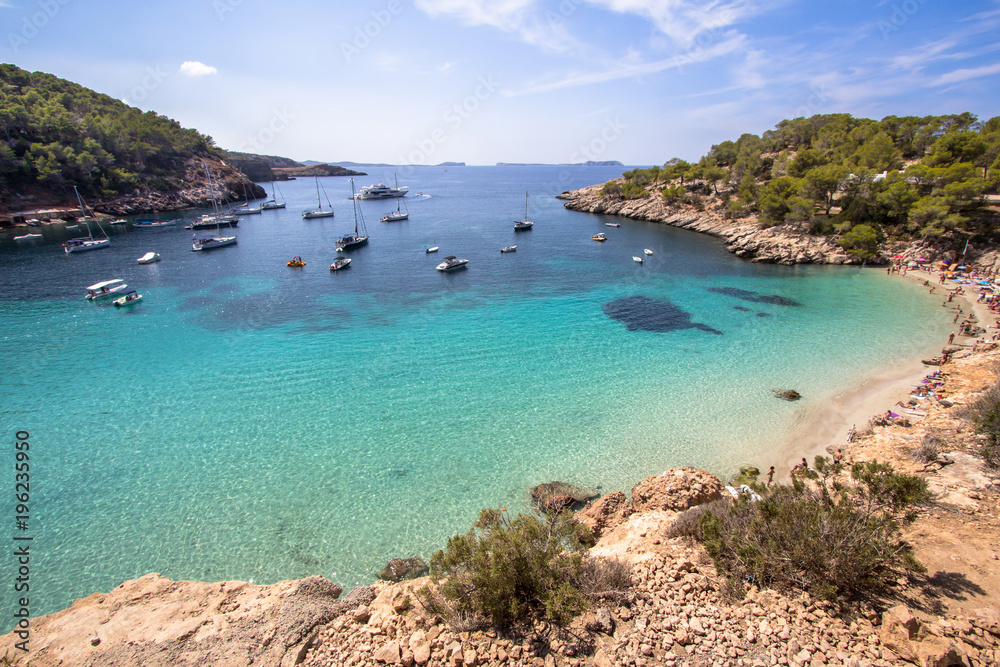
[[583, 0, 759, 48], [932, 62, 1000, 86], [506, 32, 746, 96], [414, 0, 584, 54], [179, 61, 218, 77]]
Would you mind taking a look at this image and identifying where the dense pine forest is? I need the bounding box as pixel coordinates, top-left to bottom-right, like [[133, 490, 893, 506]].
[[600, 113, 1000, 258], [0, 63, 220, 203]]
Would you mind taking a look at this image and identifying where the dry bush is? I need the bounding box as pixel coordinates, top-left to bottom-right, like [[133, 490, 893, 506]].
[[958, 381, 1000, 469], [912, 434, 941, 464], [666, 499, 728, 539], [573, 557, 633, 605]]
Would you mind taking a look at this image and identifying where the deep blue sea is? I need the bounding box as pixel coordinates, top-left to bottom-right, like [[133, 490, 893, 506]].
[[0, 165, 951, 625]]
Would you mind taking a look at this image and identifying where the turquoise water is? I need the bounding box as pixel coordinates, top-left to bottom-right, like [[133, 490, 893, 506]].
[[0, 166, 951, 624]]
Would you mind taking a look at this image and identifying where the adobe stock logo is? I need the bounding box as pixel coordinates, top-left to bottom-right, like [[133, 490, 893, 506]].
[[341, 1, 404, 63], [7, 0, 73, 53]]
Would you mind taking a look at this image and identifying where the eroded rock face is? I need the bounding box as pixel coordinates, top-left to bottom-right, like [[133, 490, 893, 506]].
[[576, 490, 634, 538], [0, 573, 343, 667], [529, 481, 598, 509], [631, 467, 724, 513]]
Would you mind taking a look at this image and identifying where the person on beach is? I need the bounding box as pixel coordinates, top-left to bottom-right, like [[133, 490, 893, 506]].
[[948, 332, 955, 345], [833, 448, 844, 464], [766, 466, 775, 486]]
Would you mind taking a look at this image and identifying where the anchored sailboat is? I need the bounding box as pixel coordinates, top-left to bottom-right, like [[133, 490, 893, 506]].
[[336, 179, 369, 251], [302, 176, 334, 219], [192, 164, 238, 251], [63, 187, 110, 253]]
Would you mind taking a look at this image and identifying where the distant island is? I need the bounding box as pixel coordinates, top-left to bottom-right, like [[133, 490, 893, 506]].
[[322, 161, 466, 168], [496, 161, 624, 167]]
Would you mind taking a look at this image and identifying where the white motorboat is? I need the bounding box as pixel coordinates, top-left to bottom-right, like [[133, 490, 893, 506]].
[[14, 233, 42, 241], [330, 256, 351, 271], [137, 251, 161, 264], [633, 256, 644, 263], [192, 164, 238, 251], [303, 176, 335, 218], [233, 205, 262, 215], [425, 246, 439, 253], [109, 218, 129, 225], [64, 187, 111, 253], [436, 256, 469, 272], [644, 249, 653, 255], [501, 246, 516, 253], [605, 222, 621, 227], [354, 176, 408, 200], [336, 180, 369, 251], [513, 191, 534, 230], [113, 290, 142, 307], [86, 279, 128, 300]]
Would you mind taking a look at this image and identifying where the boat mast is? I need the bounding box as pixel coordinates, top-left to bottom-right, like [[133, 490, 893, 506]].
[[351, 179, 359, 235], [73, 186, 93, 241], [316, 176, 322, 211]]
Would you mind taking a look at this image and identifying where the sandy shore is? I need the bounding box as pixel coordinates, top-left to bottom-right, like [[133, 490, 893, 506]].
[[774, 267, 988, 475]]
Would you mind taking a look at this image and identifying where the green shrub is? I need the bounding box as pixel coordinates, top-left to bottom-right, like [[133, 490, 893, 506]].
[[958, 381, 1000, 469], [697, 458, 929, 605], [429, 507, 597, 628]]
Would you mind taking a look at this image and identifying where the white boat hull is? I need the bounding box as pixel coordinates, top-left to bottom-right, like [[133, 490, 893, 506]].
[[64, 238, 110, 253], [137, 252, 161, 264], [302, 210, 334, 219], [192, 236, 238, 251]]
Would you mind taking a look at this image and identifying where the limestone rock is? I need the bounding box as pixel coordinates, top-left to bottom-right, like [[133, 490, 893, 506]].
[[576, 491, 634, 538], [379, 558, 429, 583], [587, 607, 616, 635], [774, 389, 801, 401], [880, 605, 924, 663], [631, 467, 724, 512], [529, 481, 598, 509], [374, 640, 402, 664]]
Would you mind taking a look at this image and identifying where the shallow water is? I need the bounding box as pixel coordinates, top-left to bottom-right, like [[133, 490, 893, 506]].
[[0, 166, 951, 624]]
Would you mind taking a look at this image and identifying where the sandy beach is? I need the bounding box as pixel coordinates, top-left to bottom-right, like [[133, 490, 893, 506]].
[[774, 265, 990, 476]]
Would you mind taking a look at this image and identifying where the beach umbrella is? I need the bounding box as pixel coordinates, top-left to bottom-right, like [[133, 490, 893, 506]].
[[915, 257, 929, 262]]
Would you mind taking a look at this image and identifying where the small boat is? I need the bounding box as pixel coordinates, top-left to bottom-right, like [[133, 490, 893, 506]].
[[133, 219, 173, 228], [63, 224, 79, 231], [303, 176, 335, 219], [14, 233, 42, 241], [109, 218, 130, 225], [605, 222, 621, 227], [192, 164, 238, 251], [85, 279, 128, 300], [436, 256, 469, 272], [184, 215, 238, 230], [633, 256, 644, 263], [233, 204, 262, 215], [644, 249, 653, 255], [330, 256, 351, 271], [336, 180, 369, 251], [137, 251, 160, 264], [380, 196, 408, 222], [501, 246, 516, 253], [513, 191, 534, 230], [287, 255, 306, 267], [261, 181, 286, 209], [591, 233, 606, 242], [113, 290, 142, 307], [425, 246, 439, 253], [64, 187, 111, 253], [25, 218, 40, 227]]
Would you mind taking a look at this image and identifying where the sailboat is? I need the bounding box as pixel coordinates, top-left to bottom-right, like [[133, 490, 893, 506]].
[[380, 196, 408, 222], [336, 179, 369, 251], [232, 180, 262, 215], [513, 191, 534, 230], [302, 176, 335, 219], [261, 180, 286, 210], [192, 164, 238, 251], [63, 187, 110, 253]]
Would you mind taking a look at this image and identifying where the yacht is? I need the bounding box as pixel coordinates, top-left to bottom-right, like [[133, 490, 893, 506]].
[[192, 164, 238, 251], [513, 192, 534, 230], [436, 256, 469, 272], [337, 180, 369, 251], [501, 246, 516, 253], [64, 187, 111, 253], [354, 178, 408, 200], [302, 176, 335, 219], [330, 256, 351, 271]]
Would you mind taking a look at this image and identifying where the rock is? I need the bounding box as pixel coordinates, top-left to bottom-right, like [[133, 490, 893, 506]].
[[914, 637, 968, 667], [379, 558, 430, 582], [631, 467, 724, 512], [879, 605, 923, 663], [587, 607, 616, 634], [354, 605, 372, 623], [374, 640, 402, 664], [530, 481, 598, 509], [576, 491, 634, 538], [774, 389, 801, 401], [393, 595, 411, 613]]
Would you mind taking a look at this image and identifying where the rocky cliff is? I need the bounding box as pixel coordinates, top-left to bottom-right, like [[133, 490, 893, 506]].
[[558, 180, 853, 265], [272, 164, 366, 180]]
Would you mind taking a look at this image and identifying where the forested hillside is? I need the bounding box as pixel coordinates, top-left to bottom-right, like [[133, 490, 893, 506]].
[[0, 63, 226, 207], [599, 113, 1000, 259]]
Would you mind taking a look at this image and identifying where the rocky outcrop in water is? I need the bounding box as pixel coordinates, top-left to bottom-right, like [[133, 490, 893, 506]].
[[558, 181, 853, 265]]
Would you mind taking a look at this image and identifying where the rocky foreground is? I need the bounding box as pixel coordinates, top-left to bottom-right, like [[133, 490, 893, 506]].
[[557, 182, 854, 265]]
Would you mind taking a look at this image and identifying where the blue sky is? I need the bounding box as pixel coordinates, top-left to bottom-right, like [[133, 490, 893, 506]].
[[3, 0, 999, 165]]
